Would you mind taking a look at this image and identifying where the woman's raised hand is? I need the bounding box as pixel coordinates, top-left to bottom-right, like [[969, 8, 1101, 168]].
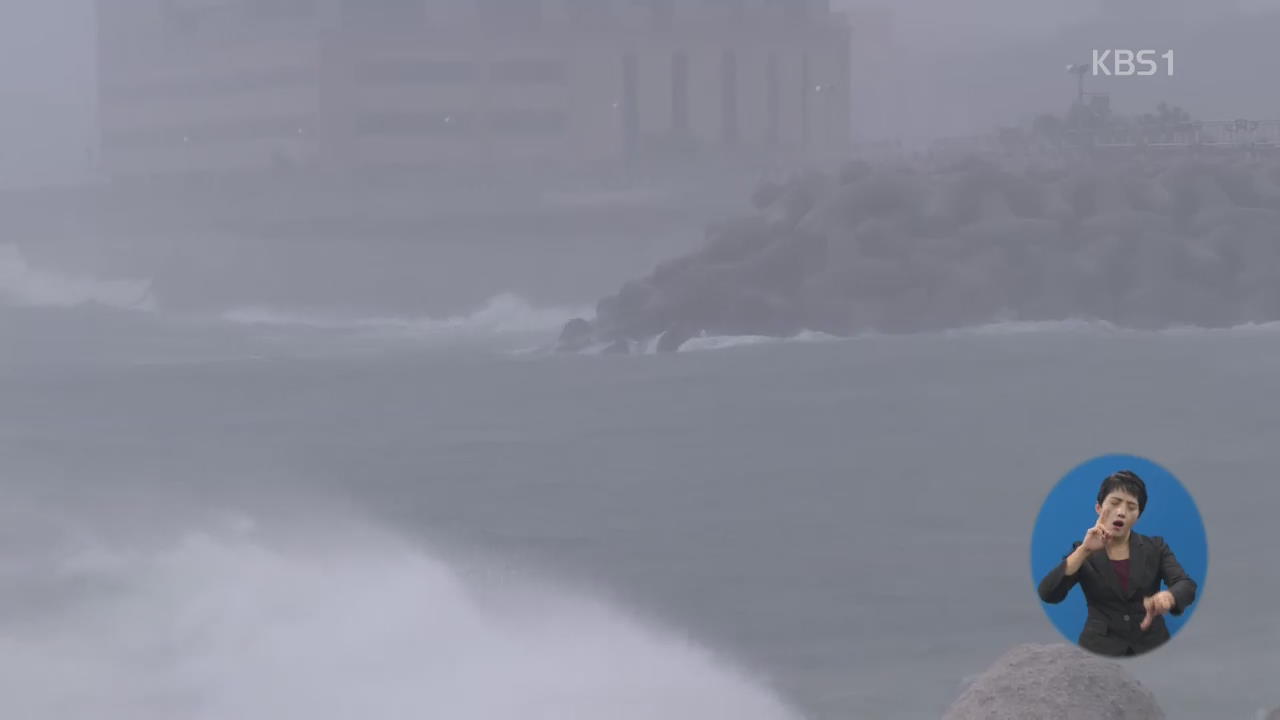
[[1081, 522, 1110, 554]]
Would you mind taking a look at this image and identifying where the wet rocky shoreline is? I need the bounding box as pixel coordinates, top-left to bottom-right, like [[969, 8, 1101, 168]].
[[560, 153, 1280, 353]]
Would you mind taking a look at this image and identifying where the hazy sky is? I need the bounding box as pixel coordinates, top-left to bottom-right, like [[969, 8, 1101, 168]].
[[0, 0, 1276, 187]]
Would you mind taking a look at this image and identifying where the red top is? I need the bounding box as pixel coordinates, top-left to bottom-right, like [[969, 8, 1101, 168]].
[[1111, 558, 1131, 594]]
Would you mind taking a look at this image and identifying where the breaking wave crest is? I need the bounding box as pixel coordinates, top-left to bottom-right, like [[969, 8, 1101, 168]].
[[0, 512, 802, 720], [221, 293, 590, 342], [566, 317, 1280, 356]]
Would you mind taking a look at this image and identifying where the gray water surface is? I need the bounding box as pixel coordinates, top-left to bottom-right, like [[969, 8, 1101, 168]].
[[3, 313, 1277, 719]]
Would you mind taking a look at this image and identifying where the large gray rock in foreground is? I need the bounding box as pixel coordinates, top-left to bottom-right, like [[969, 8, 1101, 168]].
[[943, 643, 1164, 720]]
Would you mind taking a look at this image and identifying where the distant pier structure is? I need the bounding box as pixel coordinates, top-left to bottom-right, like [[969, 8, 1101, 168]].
[[95, 0, 852, 179]]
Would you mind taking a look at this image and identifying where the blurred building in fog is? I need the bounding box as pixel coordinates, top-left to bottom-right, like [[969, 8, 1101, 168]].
[[96, 0, 851, 179], [1101, 0, 1239, 17], [840, 4, 896, 144]]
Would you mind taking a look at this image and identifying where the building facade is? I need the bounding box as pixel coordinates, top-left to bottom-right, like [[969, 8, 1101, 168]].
[[96, 0, 852, 178]]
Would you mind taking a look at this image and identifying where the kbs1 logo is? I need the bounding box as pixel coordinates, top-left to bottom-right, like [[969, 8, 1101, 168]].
[[1091, 50, 1175, 77]]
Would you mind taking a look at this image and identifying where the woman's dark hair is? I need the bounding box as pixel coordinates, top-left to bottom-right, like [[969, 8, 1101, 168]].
[[1097, 470, 1147, 515]]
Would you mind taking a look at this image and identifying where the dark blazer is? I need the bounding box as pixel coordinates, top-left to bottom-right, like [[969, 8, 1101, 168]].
[[1038, 531, 1197, 656]]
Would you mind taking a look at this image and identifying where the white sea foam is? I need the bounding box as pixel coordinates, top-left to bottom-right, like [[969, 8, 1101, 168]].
[[677, 330, 842, 352], [0, 244, 155, 311], [940, 318, 1126, 337], [221, 293, 589, 343], [0, 515, 802, 720]]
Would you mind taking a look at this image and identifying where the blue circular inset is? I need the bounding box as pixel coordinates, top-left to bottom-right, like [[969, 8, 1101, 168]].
[[1030, 454, 1207, 652]]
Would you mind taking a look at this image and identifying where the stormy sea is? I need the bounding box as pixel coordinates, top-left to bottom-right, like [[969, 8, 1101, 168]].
[[2, 232, 1277, 720]]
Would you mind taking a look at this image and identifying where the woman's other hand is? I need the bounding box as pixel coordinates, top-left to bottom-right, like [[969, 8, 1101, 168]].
[[1140, 590, 1176, 630]]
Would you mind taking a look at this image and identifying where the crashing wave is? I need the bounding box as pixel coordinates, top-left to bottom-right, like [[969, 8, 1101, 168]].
[[0, 244, 155, 311], [223, 293, 590, 343], [0, 509, 802, 720]]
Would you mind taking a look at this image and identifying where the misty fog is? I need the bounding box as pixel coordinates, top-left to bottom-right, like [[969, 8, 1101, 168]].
[[3, 2, 1280, 720], [6, 0, 1280, 187]]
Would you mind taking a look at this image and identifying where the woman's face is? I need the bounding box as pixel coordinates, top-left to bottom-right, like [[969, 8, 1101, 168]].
[[1096, 490, 1141, 537]]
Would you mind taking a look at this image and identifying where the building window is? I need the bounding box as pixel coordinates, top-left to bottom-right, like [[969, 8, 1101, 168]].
[[102, 68, 317, 102], [103, 115, 311, 148], [356, 111, 478, 136], [476, 0, 543, 27], [643, 0, 675, 30], [671, 52, 689, 132], [622, 53, 639, 158], [763, 0, 812, 22], [161, 0, 237, 33], [721, 50, 738, 143], [488, 109, 567, 135], [565, 0, 607, 26], [767, 53, 780, 143], [801, 51, 810, 146], [248, 0, 316, 20], [785, 0, 812, 21], [358, 60, 476, 85], [491, 59, 567, 85], [701, 0, 745, 23], [341, 0, 425, 27]]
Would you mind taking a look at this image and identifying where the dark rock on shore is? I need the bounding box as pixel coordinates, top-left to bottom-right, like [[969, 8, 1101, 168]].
[[558, 153, 1280, 353], [943, 643, 1164, 720]]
